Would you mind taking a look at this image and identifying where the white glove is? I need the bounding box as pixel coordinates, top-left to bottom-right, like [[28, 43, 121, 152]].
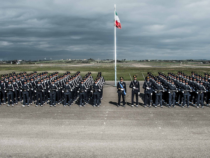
[[48, 90, 50, 92], [99, 89, 101, 91], [62, 90, 64, 93], [133, 87, 136, 89], [34, 90, 37, 92], [138, 92, 140, 95], [121, 88, 124, 91]]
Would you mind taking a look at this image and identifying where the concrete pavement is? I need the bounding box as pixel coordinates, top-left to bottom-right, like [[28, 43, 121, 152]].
[[0, 81, 210, 158]]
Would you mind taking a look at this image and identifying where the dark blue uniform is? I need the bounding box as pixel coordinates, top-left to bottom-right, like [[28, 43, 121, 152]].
[[196, 84, 206, 108], [129, 80, 140, 106], [79, 84, 86, 106], [168, 84, 177, 107], [49, 84, 58, 106], [92, 84, 101, 106], [63, 84, 72, 106], [181, 84, 191, 107], [6, 84, 14, 106], [117, 82, 126, 106], [22, 84, 30, 106], [12, 82, 19, 104], [35, 84, 44, 106], [17, 81, 23, 101], [154, 84, 164, 107], [1, 82, 6, 104], [143, 81, 152, 106]]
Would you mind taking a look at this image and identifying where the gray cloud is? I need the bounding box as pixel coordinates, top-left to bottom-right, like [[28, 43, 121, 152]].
[[0, 0, 210, 60]]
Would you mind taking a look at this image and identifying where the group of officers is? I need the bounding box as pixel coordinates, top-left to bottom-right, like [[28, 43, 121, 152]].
[[0, 71, 105, 107], [1, 70, 209, 108], [117, 71, 210, 108]]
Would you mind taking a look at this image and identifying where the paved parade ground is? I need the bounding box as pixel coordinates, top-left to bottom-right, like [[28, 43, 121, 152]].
[[0, 81, 210, 158]]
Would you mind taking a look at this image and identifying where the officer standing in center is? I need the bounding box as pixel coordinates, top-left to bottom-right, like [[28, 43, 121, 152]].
[[129, 75, 140, 107], [143, 76, 153, 107], [117, 77, 126, 107]]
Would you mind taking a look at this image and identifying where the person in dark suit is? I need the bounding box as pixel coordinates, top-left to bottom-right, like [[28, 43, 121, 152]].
[[129, 75, 140, 107], [117, 77, 126, 107], [79, 80, 87, 107], [143, 76, 153, 107]]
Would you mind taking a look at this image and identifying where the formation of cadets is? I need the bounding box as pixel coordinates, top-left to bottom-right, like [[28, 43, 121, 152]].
[[116, 71, 210, 109], [0, 71, 105, 107], [143, 71, 210, 108], [1, 70, 209, 108]]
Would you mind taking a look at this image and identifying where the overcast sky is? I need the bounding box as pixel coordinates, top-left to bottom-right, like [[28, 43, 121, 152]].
[[0, 0, 210, 60]]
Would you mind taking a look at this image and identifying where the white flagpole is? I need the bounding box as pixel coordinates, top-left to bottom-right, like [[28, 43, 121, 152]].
[[114, 4, 117, 86]]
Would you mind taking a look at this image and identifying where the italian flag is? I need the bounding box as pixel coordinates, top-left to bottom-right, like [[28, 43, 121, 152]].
[[115, 11, 121, 29]]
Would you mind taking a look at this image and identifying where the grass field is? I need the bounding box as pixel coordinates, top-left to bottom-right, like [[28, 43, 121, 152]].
[[1, 62, 210, 81]]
